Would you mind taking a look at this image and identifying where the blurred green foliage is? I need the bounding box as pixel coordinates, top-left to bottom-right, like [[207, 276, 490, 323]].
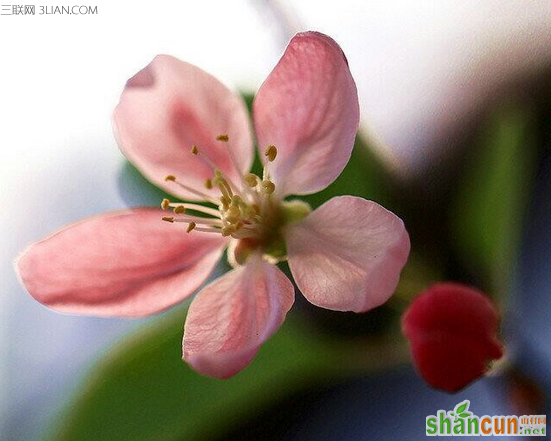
[[452, 103, 537, 297], [48, 308, 407, 441]]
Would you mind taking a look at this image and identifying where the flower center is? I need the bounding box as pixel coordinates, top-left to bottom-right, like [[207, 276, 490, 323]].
[[159, 136, 310, 265]]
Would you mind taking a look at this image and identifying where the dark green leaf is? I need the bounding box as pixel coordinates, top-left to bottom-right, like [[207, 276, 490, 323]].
[[47, 306, 408, 441]]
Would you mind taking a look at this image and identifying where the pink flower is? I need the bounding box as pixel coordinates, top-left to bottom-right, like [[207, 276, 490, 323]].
[[16, 32, 410, 378], [402, 283, 504, 393]]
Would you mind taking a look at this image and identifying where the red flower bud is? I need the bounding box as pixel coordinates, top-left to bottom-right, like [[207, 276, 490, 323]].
[[401, 283, 504, 393]]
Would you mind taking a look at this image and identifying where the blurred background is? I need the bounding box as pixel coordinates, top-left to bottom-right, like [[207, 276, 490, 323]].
[[1, 1, 551, 440]]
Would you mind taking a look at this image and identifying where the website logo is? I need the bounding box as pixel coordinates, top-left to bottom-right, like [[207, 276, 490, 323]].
[[426, 400, 546, 436]]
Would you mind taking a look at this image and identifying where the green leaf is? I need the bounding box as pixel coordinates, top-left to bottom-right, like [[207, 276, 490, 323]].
[[451, 103, 537, 295], [455, 401, 468, 414], [46, 306, 408, 441], [459, 413, 471, 418]]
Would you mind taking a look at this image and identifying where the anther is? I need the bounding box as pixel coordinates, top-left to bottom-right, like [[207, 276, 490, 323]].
[[244, 173, 258, 187], [227, 205, 240, 217], [165, 175, 176, 182], [220, 195, 230, 209], [191, 145, 199, 155], [216, 134, 229, 142], [225, 206, 240, 223], [161, 198, 170, 210], [222, 225, 235, 237], [186, 222, 196, 233], [162, 216, 174, 223], [173, 205, 186, 214], [261, 180, 276, 194], [204, 178, 213, 189], [265, 145, 278, 162]]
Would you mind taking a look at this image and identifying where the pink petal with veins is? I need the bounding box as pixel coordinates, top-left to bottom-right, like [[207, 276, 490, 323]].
[[16, 208, 226, 317], [285, 196, 410, 312], [183, 255, 294, 378], [113, 55, 253, 200], [253, 32, 359, 196]]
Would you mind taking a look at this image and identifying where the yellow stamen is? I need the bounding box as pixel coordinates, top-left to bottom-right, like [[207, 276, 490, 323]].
[[227, 205, 240, 217], [222, 225, 236, 237], [244, 173, 258, 187], [225, 205, 241, 223], [170, 203, 221, 218], [165, 176, 219, 204], [265, 145, 277, 162], [220, 195, 230, 210], [261, 180, 275, 194], [159, 137, 285, 248], [213, 175, 233, 198]]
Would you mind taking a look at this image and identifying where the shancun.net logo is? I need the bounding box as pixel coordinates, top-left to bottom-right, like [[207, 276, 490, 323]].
[[426, 400, 546, 436]]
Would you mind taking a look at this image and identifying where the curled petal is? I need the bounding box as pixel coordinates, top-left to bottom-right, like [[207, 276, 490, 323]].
[[286, 196, 410, 312], [402, 283, 504, 393], [114, 55, 253, 200], [183, 256, 294, 378], [16, 208, 226, 317], [253, 31, 360, 196]]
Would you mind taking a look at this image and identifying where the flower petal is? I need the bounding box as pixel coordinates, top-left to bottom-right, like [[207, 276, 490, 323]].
[[113, 55, 253, 200], [16, 208, 226, 317], [183, 256, 295, 378], [286, 196, 410, 313], [253, 32, 359, 196], [401, 283, 504, 392]]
